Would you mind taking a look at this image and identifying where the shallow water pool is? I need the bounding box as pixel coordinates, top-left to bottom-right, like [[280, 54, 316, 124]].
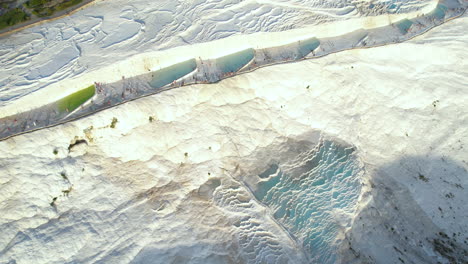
[[395, 19, 413, 34], [215, 49, 255, 74], [252, 140, 362, 263], [430, 4, 447, 20], [297, 37, 320, 58], [149, 59, 197, 88]]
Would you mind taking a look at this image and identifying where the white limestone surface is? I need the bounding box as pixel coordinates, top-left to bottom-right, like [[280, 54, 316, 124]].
[[0, 11, 466, 264], [0, 0, 438, 115]]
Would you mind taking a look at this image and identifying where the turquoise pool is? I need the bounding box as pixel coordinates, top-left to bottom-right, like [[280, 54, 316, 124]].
[[252, 140, 362, 263], [149, 58, 197, 88], [215, 48, 255, 74], [430, 4, 447, 20], [395, 19, 413, 34], [297, 37, 320, 58]]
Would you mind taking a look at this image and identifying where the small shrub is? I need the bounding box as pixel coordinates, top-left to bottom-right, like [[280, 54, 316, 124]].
[[149, 116, 154, 122], [0, 8, 29, 30], [53, 148, 58, 155], [50, 197, 57, 207], [62, 186, 72, 196], [26, 0, 47, 8], [110, 117, 118, 128], [418, 173, 429, 182], [55, 0, 82, 11], [60, 172, 68, 181], [24, 0, 83, 18]]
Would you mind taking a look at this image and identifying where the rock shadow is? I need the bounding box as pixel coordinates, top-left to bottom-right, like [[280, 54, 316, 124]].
[[340, 155, 468, 264]]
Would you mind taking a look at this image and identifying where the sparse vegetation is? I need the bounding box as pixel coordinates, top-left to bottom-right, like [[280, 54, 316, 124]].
[[110, 117, 118, 128], [184, 152, 188, 157], [0, 0, 86, 31], [431, 234, 460, 263], [55, 0, 83, 11], [418, 173, 429, 182], [149, 116, 155, 122], [60, 171, 68, 181], [50, 197, 57, 207], [62, 186, 72, 196], [0, 8, 29, 30], [53, 148, 58, 155], [25, 0, 83, 17]]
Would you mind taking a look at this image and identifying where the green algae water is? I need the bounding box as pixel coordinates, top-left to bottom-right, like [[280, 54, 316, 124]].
[[149, 58, 197, 88], [57, 84, 95, 113]]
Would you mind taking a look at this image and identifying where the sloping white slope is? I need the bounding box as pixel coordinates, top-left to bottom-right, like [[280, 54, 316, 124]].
[[0, 12, 466, 263], [0, 0, 437, 107]]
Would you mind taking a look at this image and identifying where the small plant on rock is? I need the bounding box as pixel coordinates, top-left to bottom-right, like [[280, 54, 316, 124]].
[[418, 173, 429, 182], [62, 186, 73, 197], [110, 117, 118, 128], [50, 197, 57, 207], [60, 171, 68, 181]]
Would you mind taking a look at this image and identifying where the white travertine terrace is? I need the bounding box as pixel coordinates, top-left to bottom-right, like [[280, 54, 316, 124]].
[[0, 10, 467, 263], [0, 0, 467, 263], [0, 0, 443, 117]]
